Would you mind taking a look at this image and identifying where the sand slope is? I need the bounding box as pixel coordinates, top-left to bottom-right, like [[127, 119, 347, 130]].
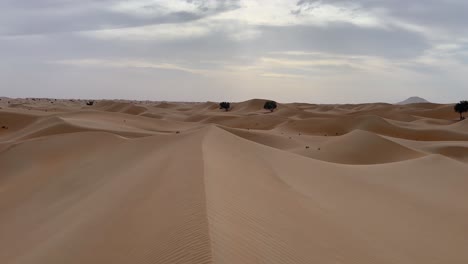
[[0, 98, 467, 263]]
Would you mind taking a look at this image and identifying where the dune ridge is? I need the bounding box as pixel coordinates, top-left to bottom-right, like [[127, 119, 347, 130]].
[[1, 98, 467, 263]]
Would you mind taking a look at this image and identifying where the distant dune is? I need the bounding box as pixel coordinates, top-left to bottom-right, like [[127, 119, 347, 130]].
[[1, 98, 468, 264], [397, 96, 430, 105]]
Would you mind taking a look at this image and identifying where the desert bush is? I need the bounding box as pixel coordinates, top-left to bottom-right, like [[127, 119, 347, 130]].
[[264, 100, 277, 112], [454, 101, 468, 120], [219, 102, 231, 111]]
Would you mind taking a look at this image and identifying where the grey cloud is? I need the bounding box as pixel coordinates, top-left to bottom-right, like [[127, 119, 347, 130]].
[[187, 0, 240, 12], [257, 24, 429, 59], [0, 0, 240, 36], [296, 0, 468, 31], [0, 20, 429, 69]]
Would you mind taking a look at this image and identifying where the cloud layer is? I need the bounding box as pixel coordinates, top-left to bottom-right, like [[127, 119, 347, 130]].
[[1, 0, 467, 103]]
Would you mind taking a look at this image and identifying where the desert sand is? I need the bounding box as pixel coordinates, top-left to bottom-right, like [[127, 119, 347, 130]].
[[0, 97, 467, 264]]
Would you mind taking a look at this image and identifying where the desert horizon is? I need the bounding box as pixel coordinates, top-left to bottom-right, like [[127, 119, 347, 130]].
[[1, 97, 468, 263], [0, 95, 452, 106], [2, 0, 468, 263]]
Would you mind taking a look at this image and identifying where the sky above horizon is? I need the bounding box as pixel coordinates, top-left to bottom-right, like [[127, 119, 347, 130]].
[[1, 0, 468, 103]]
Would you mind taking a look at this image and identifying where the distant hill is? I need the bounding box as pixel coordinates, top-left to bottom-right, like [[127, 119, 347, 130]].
[[397, 96, 430, 105]]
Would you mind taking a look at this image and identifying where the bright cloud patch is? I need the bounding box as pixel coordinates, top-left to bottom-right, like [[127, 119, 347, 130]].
[[53, 59, 201, 74], [81, 22, 211, 41]]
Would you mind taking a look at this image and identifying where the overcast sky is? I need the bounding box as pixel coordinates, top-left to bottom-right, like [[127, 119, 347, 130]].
[[1, 0, 467, 103]]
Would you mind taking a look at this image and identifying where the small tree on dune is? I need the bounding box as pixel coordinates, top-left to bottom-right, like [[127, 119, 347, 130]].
[[454, 101, 468, 120], [219, 102, 231, 111], [264, 100, 277, 112]]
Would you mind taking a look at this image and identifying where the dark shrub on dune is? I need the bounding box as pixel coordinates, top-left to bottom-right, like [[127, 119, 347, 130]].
[[219, 102, 231, 111], [264, 101, 277, 112], [86, 101, 95, 106], [454, 101, 468, 120]]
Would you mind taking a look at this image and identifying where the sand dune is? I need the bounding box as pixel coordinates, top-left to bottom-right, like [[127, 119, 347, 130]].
[[293, 129, 425, 164], [94, 101, 148, 115], [0, 98, 467, 263]]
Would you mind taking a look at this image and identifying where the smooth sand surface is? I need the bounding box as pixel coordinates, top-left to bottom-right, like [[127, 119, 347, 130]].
[[1, 98, 467, 263]]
